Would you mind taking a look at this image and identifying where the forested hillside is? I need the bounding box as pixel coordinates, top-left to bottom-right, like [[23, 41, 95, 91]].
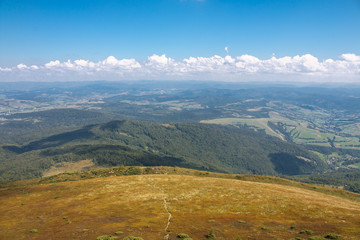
[[0, 109, 112, 145], [0, 120, 326, 181]]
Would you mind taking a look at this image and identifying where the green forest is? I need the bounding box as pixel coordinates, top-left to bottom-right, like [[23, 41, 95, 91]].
[[0, 120, 326, 182]]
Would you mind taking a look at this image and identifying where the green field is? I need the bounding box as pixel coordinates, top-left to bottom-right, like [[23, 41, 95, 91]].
[[201, 118, 285, 140], [201, 114, 360, 150], [340, 123, 360, 136], [354, 163, 360, 168]]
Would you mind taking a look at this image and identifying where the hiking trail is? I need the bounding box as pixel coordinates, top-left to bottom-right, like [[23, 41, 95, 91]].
[[146, 176, 172, 240]]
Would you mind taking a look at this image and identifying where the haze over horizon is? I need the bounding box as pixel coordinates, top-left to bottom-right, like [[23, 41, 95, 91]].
[[1, 0, 359, 82]]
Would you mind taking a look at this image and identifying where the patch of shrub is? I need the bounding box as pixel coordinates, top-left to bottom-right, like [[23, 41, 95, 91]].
[[237, 220, 246, 223], [126, 166, 142, 175], [208, 219, 216, 222], [122, 237, 143, 240], [325, 234, 341, 239], [96, 235, 118, 240], [309, 236, 326, 240], [261, 226, 269, 230], [115, 231, 124, 235], [29, 229, 38, 233], [205, 229, 216, 239], [344, 182, 360, 193], [289, 238, 305, 240], [299, 229, 313, 235], [177, 233, 190, 238]]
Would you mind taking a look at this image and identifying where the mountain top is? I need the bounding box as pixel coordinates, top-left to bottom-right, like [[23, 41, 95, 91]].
[[1, 166, 359, 239]]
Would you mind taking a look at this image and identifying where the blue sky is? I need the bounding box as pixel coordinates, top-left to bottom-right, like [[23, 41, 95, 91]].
[[0, 0, 359, 82]]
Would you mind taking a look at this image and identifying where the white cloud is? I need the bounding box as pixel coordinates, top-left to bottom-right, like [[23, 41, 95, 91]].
[[17, 64, 29, 70], [101, 56, 140, 69], [102, 56, 119, 65], [45, 60, 61, 68], [224, 55, 235, 64], [1, 53, 359, 82], [147, 54, 174, 66], [151, 54, 169, 64], [74, 59, 90, 67], [237, 54, 260, 64], [42, 57, 141, 74], [0, 67, 12, 72], [341, 53, 360, 62]]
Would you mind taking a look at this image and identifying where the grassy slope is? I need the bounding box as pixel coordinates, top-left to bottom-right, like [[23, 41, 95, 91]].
[[1, 167, 359, 240]]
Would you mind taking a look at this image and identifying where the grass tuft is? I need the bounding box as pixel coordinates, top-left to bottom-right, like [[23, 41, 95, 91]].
[[205, 229, 216, 239], [325, 234, 341, 239], [299, 229, 313, 235], [177, 233, 190, 238], [122, 236, 143, 240], [96, 235, 118, 240], [309, 236, 326, 240]]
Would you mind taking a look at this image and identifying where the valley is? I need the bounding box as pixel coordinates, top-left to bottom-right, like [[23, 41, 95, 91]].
[[1, 82, 360, 193]]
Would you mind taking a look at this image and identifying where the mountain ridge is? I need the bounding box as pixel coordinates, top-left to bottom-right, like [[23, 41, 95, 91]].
[[0, 120, 326, 181], [1, 166, 359, 240]]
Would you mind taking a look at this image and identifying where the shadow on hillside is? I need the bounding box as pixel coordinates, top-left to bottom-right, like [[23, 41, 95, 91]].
[[100, 120, 127, 131], [3, 126, 95, 154], [269, 153, 314, 175]]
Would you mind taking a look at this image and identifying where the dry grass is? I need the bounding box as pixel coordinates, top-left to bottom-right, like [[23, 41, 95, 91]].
[[0, 172, 359, 240], [43, 159, 95, 177]]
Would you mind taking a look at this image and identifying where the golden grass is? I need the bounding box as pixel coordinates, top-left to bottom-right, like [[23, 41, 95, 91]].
[[0, 172, 360, 240], [43, 159, 95, 177]]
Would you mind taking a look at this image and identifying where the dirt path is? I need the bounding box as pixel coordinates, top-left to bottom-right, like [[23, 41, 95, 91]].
[[146, 176, 172, 240]]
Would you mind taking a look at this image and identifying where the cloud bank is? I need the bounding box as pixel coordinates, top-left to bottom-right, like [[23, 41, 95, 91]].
[[1, 53, 359, 82]]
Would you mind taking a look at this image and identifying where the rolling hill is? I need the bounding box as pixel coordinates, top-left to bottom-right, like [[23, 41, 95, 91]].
[[0, 120, 327, 181], [0, 167, 359, 240]]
